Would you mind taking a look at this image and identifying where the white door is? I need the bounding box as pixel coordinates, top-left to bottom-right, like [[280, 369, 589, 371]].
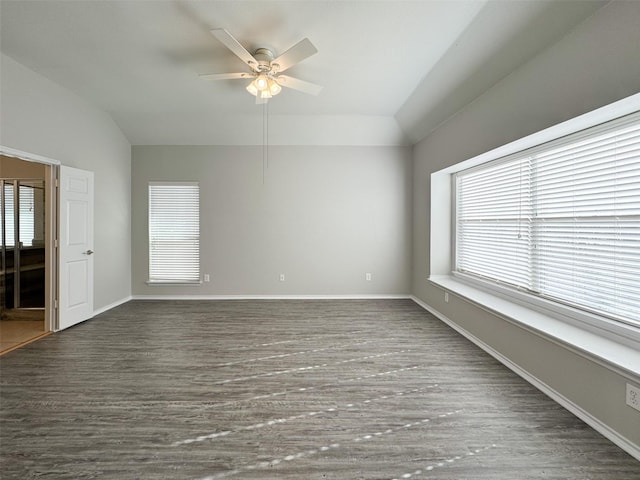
[[58, 166, 94, 330]]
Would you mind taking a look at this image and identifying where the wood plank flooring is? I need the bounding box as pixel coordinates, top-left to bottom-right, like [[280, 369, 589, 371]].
[[0, 299, 638, 479], [0, 317, 47, 354]]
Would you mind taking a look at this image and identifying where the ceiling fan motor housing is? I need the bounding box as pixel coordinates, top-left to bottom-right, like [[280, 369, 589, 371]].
[[254, 48, 277, 73]]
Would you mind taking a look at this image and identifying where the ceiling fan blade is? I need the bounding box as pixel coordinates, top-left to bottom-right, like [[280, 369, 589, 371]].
[[272, 38, 317, 73], [276, 75, 323, 96], [211, 28, 258, 71], [199, 72, 254, 81]]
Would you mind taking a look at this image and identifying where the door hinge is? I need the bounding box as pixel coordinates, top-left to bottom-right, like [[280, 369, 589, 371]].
[[54, 299, 58, 310], [54, 239, 59, 248]]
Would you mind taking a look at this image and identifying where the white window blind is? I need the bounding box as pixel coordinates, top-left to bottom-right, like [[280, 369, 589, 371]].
[[1, 183, 37, 248], [148, 182, 200, 284], [456, 112, 640, 328]]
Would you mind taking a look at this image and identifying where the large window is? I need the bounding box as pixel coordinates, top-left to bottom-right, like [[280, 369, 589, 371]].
[[455, 112, 640, 328], [148, 182, 200, 284]]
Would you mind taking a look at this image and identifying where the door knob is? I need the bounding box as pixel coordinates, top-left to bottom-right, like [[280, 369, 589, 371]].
[[84, 250, 94, 255]]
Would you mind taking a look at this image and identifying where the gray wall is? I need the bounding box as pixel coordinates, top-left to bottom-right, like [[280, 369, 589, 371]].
[[132, 145, 412, 296], [0, 53, 132, 311], [412, 1, 640, 448]]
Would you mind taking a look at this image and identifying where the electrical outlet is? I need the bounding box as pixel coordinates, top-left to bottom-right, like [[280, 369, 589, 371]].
[[366, 273, 372, 281], [279, 274, 285, 282], [444, 291, 449, 303], [204, 274, 210, 282], [627, 383, 640, 412]]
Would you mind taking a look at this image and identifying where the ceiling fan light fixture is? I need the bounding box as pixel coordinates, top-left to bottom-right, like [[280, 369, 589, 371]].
[[268, 78, 282, 95], [246, 81, 259, 96], [246, 76, 282, 99], [255, 75, 269, 91]]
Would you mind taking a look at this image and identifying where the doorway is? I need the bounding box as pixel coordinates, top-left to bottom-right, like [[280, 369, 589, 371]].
[[0, 155, 52, 353]]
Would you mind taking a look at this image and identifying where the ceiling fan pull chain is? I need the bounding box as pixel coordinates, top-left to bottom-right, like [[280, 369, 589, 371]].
[[262, 102, 266, 185], [262, 102, 270, 184]]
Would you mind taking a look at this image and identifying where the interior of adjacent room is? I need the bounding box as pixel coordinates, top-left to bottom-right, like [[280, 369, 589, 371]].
[[0, 155, 51, 354]]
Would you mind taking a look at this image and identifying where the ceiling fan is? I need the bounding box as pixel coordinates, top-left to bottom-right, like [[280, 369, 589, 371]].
[[200, 29, 323, 103]]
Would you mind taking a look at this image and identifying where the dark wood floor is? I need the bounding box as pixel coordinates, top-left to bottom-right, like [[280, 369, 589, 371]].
[[1, 299, 638, 479]]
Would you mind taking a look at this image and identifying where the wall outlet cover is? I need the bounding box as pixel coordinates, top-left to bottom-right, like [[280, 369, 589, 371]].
[[627, 383, 640, 412]]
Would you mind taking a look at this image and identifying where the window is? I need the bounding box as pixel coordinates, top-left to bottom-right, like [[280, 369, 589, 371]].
[[1, 181, 43, 248], [455, 112, 640, 328], [148, 182, 200, 284]]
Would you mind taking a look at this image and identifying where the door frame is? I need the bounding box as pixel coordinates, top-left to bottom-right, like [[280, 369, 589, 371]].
[[1, 145, 59, 332]]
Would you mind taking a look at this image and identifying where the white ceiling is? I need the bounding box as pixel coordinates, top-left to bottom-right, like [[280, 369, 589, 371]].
[[0, 0, 606, 146]]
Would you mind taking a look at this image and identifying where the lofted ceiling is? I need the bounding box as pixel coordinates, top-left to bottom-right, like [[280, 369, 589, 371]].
[[0, 0, 606, 146]]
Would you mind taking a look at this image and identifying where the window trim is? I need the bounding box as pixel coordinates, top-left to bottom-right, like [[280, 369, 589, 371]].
[[429, 93, 640, 360]]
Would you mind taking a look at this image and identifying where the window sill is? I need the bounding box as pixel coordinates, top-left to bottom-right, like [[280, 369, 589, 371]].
[[428, 275, 640, 380], [146, 280, 203, 286]]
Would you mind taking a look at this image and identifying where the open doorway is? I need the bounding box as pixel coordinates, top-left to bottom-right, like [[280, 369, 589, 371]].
[[0, 147, 93, 352], [0, 155, 53, 354]]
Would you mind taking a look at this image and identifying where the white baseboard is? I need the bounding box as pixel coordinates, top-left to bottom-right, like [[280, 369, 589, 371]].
[[410, 295, 640, 462], [92, 295, 132, 317], [131, 294, 411, 301]]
